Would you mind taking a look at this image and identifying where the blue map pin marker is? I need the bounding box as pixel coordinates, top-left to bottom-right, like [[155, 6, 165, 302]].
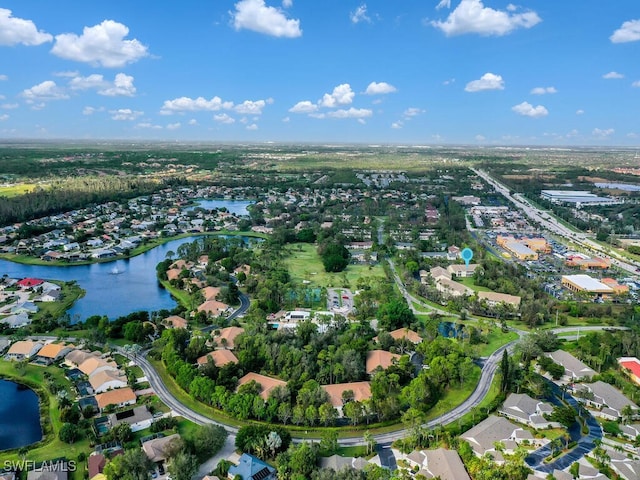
[[461, 247, 474, 267]]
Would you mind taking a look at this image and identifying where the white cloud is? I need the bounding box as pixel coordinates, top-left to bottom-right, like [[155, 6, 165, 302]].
[[235, 99, 268, 115], [530, 86, 557, 95], [2, 103, 18, 109], [391, 121, 403, 129], [633, 81, 640, 88], [326, 107, 372, 119], [166, 122, 181, 130], [53, 71, 79, 78], [246, 123, 259, 130], [436, 0, 451, 10], [319, 84, 355, 107], [443, 78, 455, 85], [82, 106, 104, 115], [232, 0, 302, 38], [0, 8, 52, 46], [403, 107, 425, 118], [475, 134, 486, 141], [0, 74, 7, 81], [21, 81, 69, 103], [0, 114, 8, 121], [592, 128, 614, 138], [603, 71, 624, 79], [610, 19, 640, 43], [214, 113, 236, 124], [110, 108, 143, 121], [136, 122, 162, 129], [289, 100, 318, 114], [512, 101, 548, 118], [51, 20, 149, 68], [160, 96, 234, 114], [576, 109, 584, 115], [99, 73, 136, 97], [188, 119, 198, 126], [365, 81, 397, 95], [282, 116, 290, 122], [465, 73, 504, 92], [350, 4, 371, 24], [69, 73, 136, 97], [282, 0, 293, 7], [432, 0, 541, 36]]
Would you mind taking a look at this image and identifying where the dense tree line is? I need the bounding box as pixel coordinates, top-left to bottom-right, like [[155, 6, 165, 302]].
[[0, 175, 187, 226]]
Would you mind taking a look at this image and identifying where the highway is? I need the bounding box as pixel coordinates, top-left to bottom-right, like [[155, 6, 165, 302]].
[[472, 168, 640, 275]]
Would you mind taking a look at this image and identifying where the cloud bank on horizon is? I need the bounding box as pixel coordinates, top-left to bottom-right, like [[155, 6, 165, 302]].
[[0, 0, 638, 145]]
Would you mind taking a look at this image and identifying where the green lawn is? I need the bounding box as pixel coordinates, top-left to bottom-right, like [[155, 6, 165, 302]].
[[476, 330, 519, 357], [33, 282, 85, 322], [458, 277, 492, 292], [423, 366, 481, 422], [0, 183, 39, 197], [285, 243, 385, 289]]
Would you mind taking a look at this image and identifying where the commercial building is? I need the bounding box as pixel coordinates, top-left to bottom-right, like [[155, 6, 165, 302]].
[[561, 274, 614, 294], [540, 190, 620, 206]]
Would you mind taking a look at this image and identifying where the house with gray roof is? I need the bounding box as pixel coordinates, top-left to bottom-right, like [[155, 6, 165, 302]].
[[404, 448, 471, 480], [108, 406, 153, 432], [574, 380, 637, 421], [460, 415, 537, 463], [498, 393, 560, 429], [228, 453, 276, 480], [547, 350, 596, 382], [611, 458, 640, 480]]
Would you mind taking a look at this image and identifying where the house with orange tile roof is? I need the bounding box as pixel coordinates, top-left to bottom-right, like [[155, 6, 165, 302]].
[[197, 300, 230, 316], [237, 373, 287, 401], [197, 349, 239, 367], [79, 356, 118, 377], [388, 328, 422, 344], [35, 343, 74, 364], [95, 387, 136, 411], [366, 350, 401, 375], [201, 286, 221, 301], [64, 349, 101, 368], [322, 382, 372, 415], [166, 269, 181, 281], [213, 326, 245, 349], [163, 315, 187, 329]]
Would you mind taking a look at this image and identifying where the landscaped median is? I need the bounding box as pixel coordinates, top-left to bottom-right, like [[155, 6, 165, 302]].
[[0, 360, 88, 480]]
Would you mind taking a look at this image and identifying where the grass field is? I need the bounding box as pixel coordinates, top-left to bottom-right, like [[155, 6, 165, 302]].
[[0, 183, 39, 197], [476, 329, 519, 357], [284, 243, 386, 289], [423, 366, 481, 422], [458, 277, 493, 292]]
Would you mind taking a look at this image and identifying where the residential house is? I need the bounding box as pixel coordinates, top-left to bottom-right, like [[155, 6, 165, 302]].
[[498, 393, 560, 429], [87, 454, 106, 479], [547, 350, 596, 382], [64, 349, 102, 369], [213, 326, 245, 349], [196, 349, 239, 367], [95, 387, 137, 411], [108, 406, 153, 432], [404, 448, 471, 480], [142, 433, 182, 473], [460, 415, 536, 462], [34, 343, 74, 365], [388, 327, 422, 345], [1, 312, 31, 328], [228, 453, 276, 480], [78, 356, 119, 377], [448, 264, 479, 278], [26, 462, 68, 480], [574, 380, 638, 421], [197, 300, 230, 316], [436, 277, 473, 298], [5, 340, 43, 360], [620, 423, 640, 441], [237, 373, 287, 401], [201, 286, 221, 301], [429, 266, 450, 281], [163, 315, 187, 329], [477, 291, 522, 309], [611, 458, 640, 480], [322, 382, 372, 416], [89, 369, 128, 393], [366, 350, 401, 375]]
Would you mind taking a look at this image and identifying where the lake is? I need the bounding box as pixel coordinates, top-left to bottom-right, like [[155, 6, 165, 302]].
[[0, 200, 256, 321], [189, 199, 253, 216], [0, 379, 42, 451]]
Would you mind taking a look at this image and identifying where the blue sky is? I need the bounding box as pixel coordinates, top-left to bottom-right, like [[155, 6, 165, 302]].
[[0, 0, 638, 145]]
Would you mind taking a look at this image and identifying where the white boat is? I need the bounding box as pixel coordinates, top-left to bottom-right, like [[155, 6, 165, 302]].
[[110, 266, 121, 275]]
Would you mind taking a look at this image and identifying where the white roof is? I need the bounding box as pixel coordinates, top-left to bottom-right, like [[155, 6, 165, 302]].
[[562, 274, 613, 292]]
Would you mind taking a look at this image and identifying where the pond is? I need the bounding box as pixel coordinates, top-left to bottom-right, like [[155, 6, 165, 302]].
[[0, 379, 42, 451], [188, 199, 253, 216]]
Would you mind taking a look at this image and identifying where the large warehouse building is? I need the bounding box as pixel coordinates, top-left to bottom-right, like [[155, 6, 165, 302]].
[[561, 274, 613, 294], [540, 190, 619, 207]]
